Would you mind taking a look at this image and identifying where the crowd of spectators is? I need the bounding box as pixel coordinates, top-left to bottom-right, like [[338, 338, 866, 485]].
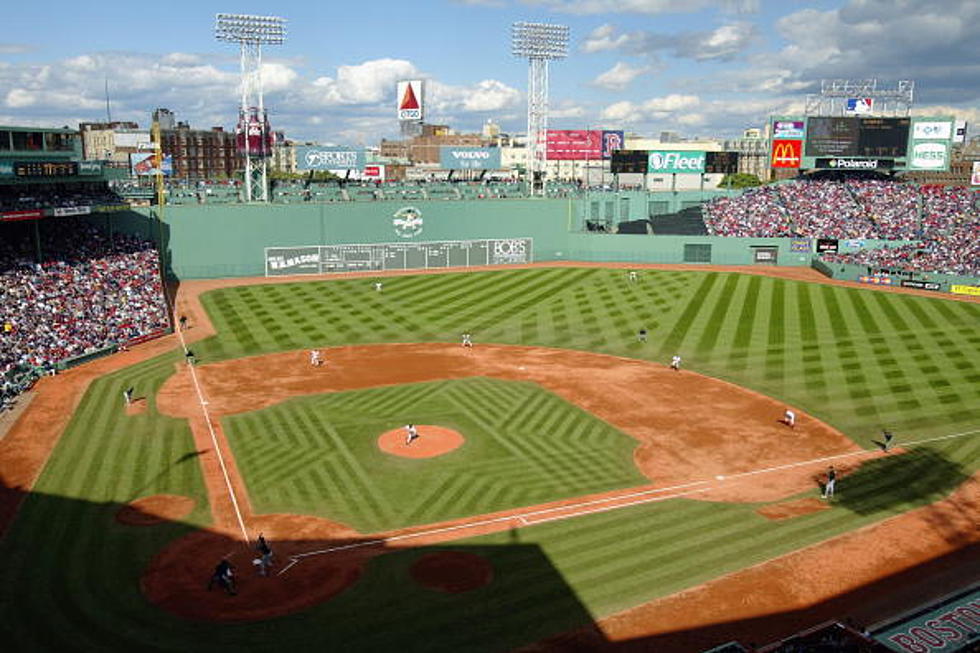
[[0, 183, 124, 213], [703, 179, 978, 277], [0, 223, 169, 410]]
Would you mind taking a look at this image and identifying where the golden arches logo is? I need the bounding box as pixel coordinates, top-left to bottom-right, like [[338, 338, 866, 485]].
[[771, 140, 801, 168]]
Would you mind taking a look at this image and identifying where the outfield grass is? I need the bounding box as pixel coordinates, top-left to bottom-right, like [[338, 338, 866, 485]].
[[0, 267, 977, 651]]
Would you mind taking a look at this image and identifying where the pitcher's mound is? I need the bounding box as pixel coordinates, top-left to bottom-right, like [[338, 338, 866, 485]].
[[378, 425, 464, 459], [410, 551, 493, 593]]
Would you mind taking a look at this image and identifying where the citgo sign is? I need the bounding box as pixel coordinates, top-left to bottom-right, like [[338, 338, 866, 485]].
[[647, 150, 705, 174]]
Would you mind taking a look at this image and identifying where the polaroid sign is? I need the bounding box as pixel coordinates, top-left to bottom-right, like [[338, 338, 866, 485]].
[[439, 147, 501, 170], [817, 158, 892, 170], [647, 150, 705, 174], [909, 142, 948, 170], [397, 80, 423, 121]]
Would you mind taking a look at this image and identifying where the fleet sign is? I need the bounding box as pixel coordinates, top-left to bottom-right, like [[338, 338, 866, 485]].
[[397, 80, 423, 121], [771, 140, 802, 168], [296, 146, 366, 171], [647, 150, 705, 174], [439, 146, 501, 170]]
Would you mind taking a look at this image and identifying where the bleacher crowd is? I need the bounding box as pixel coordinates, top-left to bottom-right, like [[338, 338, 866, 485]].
[[0, 224, 169, 410], [703, 180, 979, 277], [0, 183, 125, 213]]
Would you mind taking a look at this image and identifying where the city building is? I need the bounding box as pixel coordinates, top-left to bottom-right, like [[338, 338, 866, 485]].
[[723, 127, 772, 182], [154, 109, 243, 180]]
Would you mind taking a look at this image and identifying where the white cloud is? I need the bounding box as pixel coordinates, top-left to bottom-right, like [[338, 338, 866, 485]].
[[0, 43, 33, 54], [522, 0, 757, 15], [600, 100, 638, 122], [582, 24, 630, 53], [592, 62, 649, 90], [307, 58, 418, 106]]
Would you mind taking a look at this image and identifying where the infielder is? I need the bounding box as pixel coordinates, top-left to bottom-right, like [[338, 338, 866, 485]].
[[784, 409, 796, 428], [670, 355, 681, 371], [822, 466, 837, 499], [461, 332, 473, 348], [310, 349, 323, 367]]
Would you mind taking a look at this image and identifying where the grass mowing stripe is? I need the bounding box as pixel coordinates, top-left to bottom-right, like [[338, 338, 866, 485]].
[[767, 279, 786, 347], [820, 285, 851, 341], [696, 273, 741, 352], [796, 282, 819, 342], [659, 272, 720, 356]]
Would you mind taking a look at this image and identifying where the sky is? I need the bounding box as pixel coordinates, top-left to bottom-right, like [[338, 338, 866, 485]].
[[2, 0, 978, 145]]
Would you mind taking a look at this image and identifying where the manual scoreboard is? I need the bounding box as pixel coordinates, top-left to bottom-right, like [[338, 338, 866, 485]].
[[265, 238, 533, 277]]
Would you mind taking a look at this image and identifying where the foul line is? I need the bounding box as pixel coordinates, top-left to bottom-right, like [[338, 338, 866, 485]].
[[279, 426, 980, 575], [167, 292, 251, 545]]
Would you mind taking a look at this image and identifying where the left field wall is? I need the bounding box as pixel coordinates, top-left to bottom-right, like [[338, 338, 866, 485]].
[[90, 201, 820, 280]]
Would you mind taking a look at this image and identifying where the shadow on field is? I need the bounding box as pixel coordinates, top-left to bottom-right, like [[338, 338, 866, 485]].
[[826, 449, 971, 523], [0, 480, 603, 652]]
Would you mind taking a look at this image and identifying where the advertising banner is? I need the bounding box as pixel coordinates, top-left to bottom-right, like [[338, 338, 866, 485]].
[[816, 238, 839, 253], [0, 209, 44, 222], [790, 239, 811, 253], [296, 146, 365, 171], [601, 130, 624, 159], [78, 161, 103, 175], [908, 141, 949, 170], [265, 247, 322, 276], [871, 585, 980, 652], [545, 130, 602, 160], [912, 121, 953, 140], [130, 152, 173, 176], [0, 161, 12, 177], [972, 161, 980, 186], [859, 275, 893, 285], [647, 150, 705, 174], [773, 120, 805, 139], [113, 132, 150, 149], [362, 165, 385, 180], [52, 206, 92, 217], [771, 140, 802, 168], [397, 80, 423, 121], [439, 146, 501, 170], [816, 158, 894, 170], [900, 280, 942, 291], [951, 284, 980, 296]]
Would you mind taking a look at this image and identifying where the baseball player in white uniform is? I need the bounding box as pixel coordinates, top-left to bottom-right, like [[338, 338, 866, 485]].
[[462, 333, 473, 348], [310, 349, 322, 367], [670, 355, 681, 371], [784, 409, 796, 428], [405, 423, 418, 445], [628, 270, 638, 283], [374, 281, 383, 292]]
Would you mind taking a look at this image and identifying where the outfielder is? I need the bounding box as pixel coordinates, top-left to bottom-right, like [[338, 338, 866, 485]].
[[628, 270, 638, 283], [374, 281, 383, 292]]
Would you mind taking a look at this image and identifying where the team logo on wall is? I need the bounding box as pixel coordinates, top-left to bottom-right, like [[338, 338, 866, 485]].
[[393, 206, 423, 238]]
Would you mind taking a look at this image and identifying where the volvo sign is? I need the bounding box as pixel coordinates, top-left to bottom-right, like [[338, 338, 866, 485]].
[[647, 150, 705, 174], [439, 146, 501, 170]]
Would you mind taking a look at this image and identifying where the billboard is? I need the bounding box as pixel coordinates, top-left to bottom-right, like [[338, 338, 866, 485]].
[[601, 130, 624, 159], [845, 97, 873, 114], [546, 130, 600, 160], [907, 141, 949, 170], [610, 150, 648, 174], [296, 146, 366, 171], [771, 139, 802, 168], [816, 157, 894, 170], [912, 120, 952, 140], [129, 153, 173, 176], [647, 150, 705, 174], [773, 119, 805, 139], [397, 80, 423, 121], [439, 146, 501, 170]]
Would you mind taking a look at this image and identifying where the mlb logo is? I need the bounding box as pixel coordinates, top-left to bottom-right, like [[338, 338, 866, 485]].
[[846, 98, 873, 114]]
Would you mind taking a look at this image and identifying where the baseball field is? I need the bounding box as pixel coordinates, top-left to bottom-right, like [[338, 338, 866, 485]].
[[0, 264, 978, 651]]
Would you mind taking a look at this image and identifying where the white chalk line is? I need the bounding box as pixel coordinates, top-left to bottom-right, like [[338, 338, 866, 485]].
[[167, 291, 250, 545], [278, 425, 980, 575]]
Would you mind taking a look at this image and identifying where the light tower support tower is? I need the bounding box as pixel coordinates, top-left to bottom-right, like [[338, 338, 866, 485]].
[[512, 22, 568, 196], [215, 13, 286, 202]]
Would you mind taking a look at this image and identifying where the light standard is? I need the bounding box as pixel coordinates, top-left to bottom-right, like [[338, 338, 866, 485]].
[[215, 13, 286, 203], [511, 21, 568, 197]]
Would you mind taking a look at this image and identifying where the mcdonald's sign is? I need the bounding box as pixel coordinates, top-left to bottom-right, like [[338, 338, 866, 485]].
[[771, 139, 802, 168]]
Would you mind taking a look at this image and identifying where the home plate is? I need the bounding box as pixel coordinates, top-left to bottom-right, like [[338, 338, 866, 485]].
[[715, 475, 725, 480]]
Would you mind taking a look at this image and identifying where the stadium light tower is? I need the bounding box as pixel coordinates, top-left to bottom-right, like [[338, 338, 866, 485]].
[[215, 13, 286, 203], [512, 21, 568, 196]]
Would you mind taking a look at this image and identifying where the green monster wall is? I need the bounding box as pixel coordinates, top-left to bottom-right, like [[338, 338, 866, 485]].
[[94, 198, 895, 280]]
